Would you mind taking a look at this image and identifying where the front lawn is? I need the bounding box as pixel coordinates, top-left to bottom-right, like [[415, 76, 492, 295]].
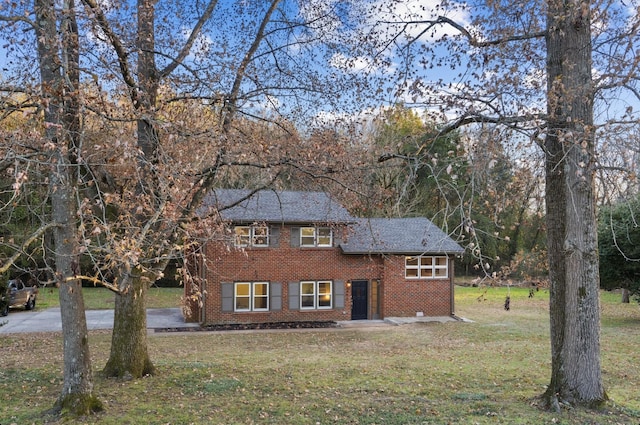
[[35, 286, 183, 310], [1, 286, 639, 424]]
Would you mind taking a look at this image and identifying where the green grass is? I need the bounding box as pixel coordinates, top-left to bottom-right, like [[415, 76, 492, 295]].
[[2, 286, 639, 424], [36, 286, 183, 309]]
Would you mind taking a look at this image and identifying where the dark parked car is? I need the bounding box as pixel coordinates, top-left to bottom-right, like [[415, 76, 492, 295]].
[[1, 278, 38, 314], [0, 280, 9, 316]]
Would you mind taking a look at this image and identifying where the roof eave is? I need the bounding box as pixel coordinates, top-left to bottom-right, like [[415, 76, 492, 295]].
[[227, 219, 354, 225], [340, 247, 465, 256]]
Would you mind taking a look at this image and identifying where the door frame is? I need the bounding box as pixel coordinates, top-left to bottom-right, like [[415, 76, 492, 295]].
[[350, 280, 369, 320]]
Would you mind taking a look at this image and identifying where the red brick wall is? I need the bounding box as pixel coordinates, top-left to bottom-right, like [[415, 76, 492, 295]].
[[189, 224, 455, 324], [201, 225, 383, 325], [380, 256, 453, 317]]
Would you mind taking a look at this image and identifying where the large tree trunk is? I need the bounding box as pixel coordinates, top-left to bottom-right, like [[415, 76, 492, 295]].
[[52, 181, 102, 413], [103, 267, 155, 378], [543, 0, 607, 409], [103, 0, 158, 378], [35, 0, 101, 415]]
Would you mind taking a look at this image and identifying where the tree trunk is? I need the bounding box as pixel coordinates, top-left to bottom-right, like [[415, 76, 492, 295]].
[[49, 149, 101, 413], [53, 206, 101, 414], [103, 267, 155, 378], [621, 287, 630, 304], [35, 0, 101, 415], [102, 0, 158, 378], [543, 0, 607, 409]]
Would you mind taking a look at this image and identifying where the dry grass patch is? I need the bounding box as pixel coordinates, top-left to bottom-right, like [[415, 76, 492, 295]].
[[1, 287, 639, 424]]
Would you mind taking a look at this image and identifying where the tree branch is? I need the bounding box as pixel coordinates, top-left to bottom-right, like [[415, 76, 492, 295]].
[[0, 222, 59, 274], [223, 0, 281, 132], [0, 13, 35, 27], [383, 16, 546, 47], [159, 0, 219, 78], [378, 112, 546, 162], [66, 274, 121, 293], [0, 85, 31, 94], [80, 0, 138, 105]]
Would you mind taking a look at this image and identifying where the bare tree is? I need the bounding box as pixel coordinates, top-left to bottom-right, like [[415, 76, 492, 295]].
[[363, 0, 638, 409], [34, 0, 102, 415], [4, 0, 372, 385], [72, 0, 374, 378], [542, 0, 606, 407]]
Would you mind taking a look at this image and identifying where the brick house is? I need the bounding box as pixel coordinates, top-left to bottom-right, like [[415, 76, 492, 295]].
[[184, 189, 464, 325]]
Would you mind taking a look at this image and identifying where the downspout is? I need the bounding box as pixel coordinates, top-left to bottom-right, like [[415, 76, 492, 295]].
[[200, 244, 206, 324], [450, 255, 455, 317]]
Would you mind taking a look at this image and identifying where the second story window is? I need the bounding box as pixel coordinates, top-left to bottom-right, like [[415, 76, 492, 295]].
[[300, 226, 333, 247], [234, 225, 269, 247]]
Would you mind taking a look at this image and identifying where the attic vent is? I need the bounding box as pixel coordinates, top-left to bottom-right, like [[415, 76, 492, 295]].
[[422, 238, 428, 246]]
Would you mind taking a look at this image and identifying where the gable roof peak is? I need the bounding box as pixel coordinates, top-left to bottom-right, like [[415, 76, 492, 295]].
[[202, 188, 354, 224]]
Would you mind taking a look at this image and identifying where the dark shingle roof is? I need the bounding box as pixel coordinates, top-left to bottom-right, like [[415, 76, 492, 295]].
[[201, 190, 464, 254], [340, 217, 465, 255], [201, 189, 353, 224]]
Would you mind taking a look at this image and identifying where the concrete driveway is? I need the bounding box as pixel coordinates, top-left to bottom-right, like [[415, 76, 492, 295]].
[[0, 307, 200, 334]]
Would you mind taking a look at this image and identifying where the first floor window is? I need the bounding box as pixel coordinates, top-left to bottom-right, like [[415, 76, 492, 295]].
[[405, 256, 448, 279], [235, 282, 269, 311], [300, 280, 332, 309]]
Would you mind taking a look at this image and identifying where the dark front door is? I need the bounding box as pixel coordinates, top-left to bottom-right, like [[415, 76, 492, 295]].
[[351, 280, 368, 320]]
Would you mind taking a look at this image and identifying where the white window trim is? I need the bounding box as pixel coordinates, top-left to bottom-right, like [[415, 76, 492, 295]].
[[300, 281, 316, 309], [405, 256, 449, 279], [234, 225, 269, 247], [300, 226, 333, 247], [234, 282, 269, 312], [300, 280, 333, 310], [317, 280, 333, 309], [252, 282, 269, 311], [251, 226, 269, 247], [234, 226, 251, 247], [316, 227, 333, 247]]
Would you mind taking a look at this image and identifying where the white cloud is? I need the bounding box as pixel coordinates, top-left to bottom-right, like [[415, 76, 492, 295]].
[[328, 53, 373, 73], [367, 0, 471, 43], [181, 28, 213, 61], [297, 1, 345, 42], [624, 2, 639, 29], [94, 0, 116, 13], [312, 107, 383, 131], [319, 0, 471, 78]]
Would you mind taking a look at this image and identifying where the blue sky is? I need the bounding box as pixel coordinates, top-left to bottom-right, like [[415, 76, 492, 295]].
[[0, 0, 637, 135]]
